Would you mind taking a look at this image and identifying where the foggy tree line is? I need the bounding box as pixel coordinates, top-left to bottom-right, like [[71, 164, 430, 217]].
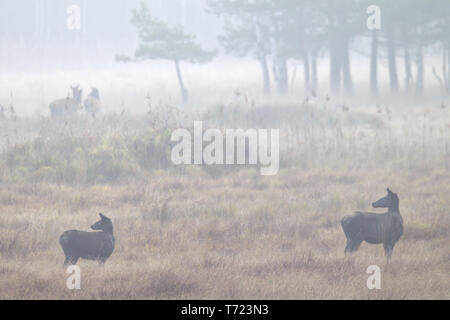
[[1, 0, 449, 101], [121, 0, 450, 101], [207, 0, 450, 99]]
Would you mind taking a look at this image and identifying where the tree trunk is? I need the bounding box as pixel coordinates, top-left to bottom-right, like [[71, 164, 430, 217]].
[[342, 38, 353, 96], [271, 18, 288, 96], [280, 59, 288, 95], [370, 30, 379, 99], [386, 23, 399, 94], [445, 45, 450, 94], [311, 49, 318, 94], [259, 56, 271, 96], [443, 47, 448, 94], [447, 43, 450, 94], [273, 56, 288, 96], [330, 36, 341, 96], [303, 52, 310, 95], [415, 46, 424, 99], [174, 59, 188, 103], [404, 45, 412, 93], [290, 64, 297, 94]]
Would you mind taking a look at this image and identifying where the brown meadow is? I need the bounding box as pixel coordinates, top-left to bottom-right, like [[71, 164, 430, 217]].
[[0, 101, 449, 299]]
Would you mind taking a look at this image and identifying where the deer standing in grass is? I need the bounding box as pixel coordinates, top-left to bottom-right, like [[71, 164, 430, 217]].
[[84, 87, 102, 118], [49, 85, 83, 117], [341, 188, 403, 260], [59, 213, 115, 265]]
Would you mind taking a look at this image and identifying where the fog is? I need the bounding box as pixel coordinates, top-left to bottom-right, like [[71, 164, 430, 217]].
[[1, 1, 449, 116], [0, 0, 220, 70], [0, 1, 449, 301]]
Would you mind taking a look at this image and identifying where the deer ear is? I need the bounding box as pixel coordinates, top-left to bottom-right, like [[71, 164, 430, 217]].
[[99, 213, 105, 219]]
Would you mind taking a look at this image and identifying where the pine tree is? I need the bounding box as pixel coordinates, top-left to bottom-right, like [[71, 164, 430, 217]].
[[117, 2, 216, 103]]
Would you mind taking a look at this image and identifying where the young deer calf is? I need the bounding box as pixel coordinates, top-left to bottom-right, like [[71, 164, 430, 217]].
[[341, 188, 403, 260], [59, 213, 115, 265]]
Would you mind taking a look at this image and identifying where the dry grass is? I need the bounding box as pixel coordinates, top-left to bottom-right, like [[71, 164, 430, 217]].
[[0, 165, 448, 299], [0, 101, 449, 300]]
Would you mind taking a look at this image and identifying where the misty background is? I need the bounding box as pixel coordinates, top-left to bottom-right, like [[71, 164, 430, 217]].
[[0, 2, 449, 301], [0, 0, 449, 116], [0, 0, 220, 69]]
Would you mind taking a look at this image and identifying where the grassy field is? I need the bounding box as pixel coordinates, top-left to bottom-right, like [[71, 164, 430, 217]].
[[0, 100, 449, 299]]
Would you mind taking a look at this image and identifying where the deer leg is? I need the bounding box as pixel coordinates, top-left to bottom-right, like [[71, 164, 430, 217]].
[[68, 257, 78, 265], [343, 226, 355, 254], [64, 256, 78, 266], [349, 239, 362, 252], [64, 257, 70, 266], [384, 244, 393, 260], [344, 240, 353, 254]]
